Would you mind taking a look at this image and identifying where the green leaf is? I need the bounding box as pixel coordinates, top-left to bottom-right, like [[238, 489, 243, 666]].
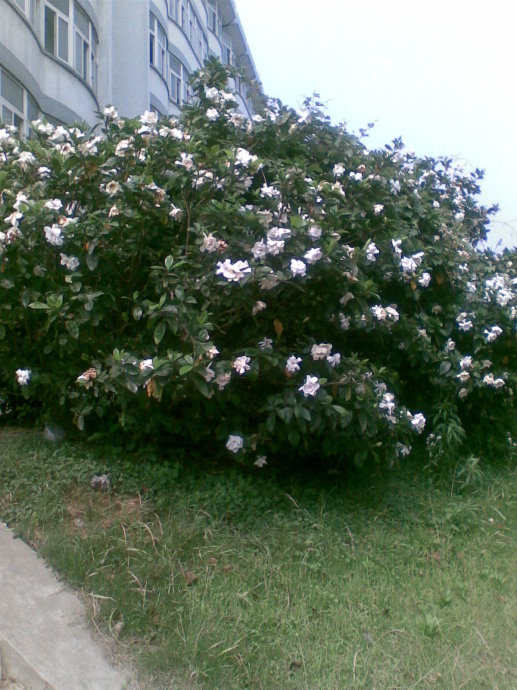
[[65, 320, 79, 339], [287, 428, 300, 446], [332, 405, 353, 427], [439, 361, 452, 375], [179, 364, 193, 375], [164, 255, 174, 271], [193, 376, 212, 399], [29, 302, 49, 310], [86, 253, 99, 271], [294, 406, 311, 422], [154, 321, 166, 345]]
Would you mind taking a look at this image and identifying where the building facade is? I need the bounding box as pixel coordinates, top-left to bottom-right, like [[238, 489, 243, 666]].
[[0, 0, 260, 133]]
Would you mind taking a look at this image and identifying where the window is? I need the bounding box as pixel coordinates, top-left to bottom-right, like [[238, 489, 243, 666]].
[[90, 25, 98, 93], [41, 1, 98, 91], [74, 2, 90, 80], [0, 67, 40, 135], [168, 54, 190, 106], [222, 40, 233, 66], [167, 0, 180, 23], [181, 1, 188, 32], [207, 1, 222, 41], [150, 13, 167, 78], [44, 0, 69, 61], [150, 104, 164, 118], [169, 53, 182, 104]]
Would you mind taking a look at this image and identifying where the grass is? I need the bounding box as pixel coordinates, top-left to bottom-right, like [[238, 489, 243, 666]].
[[0, 429, 516, 689]]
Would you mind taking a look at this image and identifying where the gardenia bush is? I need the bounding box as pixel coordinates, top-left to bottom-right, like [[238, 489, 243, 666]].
[[0, 60, 515, 467]]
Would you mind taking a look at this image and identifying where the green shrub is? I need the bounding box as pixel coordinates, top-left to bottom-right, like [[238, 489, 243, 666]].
[[0, 59, 515, 467]]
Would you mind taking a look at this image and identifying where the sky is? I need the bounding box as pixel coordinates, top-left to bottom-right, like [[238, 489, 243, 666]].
[[234, 0, 517, 250]]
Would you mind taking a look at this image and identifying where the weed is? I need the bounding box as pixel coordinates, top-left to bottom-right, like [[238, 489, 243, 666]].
[[1, 431, 516, 689]]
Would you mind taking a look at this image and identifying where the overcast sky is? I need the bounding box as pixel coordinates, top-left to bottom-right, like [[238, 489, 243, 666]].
[[234, 0, 517, 250]]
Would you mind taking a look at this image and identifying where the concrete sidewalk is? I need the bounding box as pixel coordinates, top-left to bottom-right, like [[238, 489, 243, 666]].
[[0, 523, 131, 690]]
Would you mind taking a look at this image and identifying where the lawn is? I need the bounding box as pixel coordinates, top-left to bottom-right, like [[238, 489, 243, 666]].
[[0, 430, 516, 689]]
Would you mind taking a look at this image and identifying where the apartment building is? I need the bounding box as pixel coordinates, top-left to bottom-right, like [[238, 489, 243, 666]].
[[0, 0, 261, 133]]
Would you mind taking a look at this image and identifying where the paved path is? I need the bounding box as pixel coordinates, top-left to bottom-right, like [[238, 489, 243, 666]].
[[0, 523, 130, 690]]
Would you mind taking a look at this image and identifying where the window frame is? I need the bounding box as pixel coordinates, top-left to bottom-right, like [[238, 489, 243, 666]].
[[0, 67, 40, 136]]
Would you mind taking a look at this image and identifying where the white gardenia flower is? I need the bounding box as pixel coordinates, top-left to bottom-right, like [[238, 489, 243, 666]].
[[233, 355, 251, 374], [44, 223, 63, 246], [299, 375, 320, 397], [366, 242, 379, 262], [235, 147, 257, 167], [251, 240, 268, 260], [484, 326, 503, 343], [267, 227, 291, 241], [391, 239, 403, 257], [105, 181, 121, 197], [260, 183, 281, 199], [379, 392, 395, 414], [286, 355, 302, 373], [115, 139, 132, 156], [373, 204, 384, 215], [327, 353, 341, 367], [410, 412, 426, 433], [4, 212, 23, 226], [216, 259, 251, 282], [372, 305, 387, 321], [202, 367, 215, 382], [349, 171, 362, 182], [226, 435, 244, 453], [251, 300, 266, 316], [14, 192, 29, 210], [44, 198, 63, 211], [205, 86, 219, 100], [139, 110, 158, 125], [138, 359, 154, 373], [457, 371, 470, 383], [200, 233, 219, 253], [103, 106, 119, 119], [396, 442, 411, 457], [254, 456, 267, 468], [304, 247, 323, 264], [266, 238, 285, 255], [333, 163, 345, 177], [311, 343, 332, 360], [457, 318, 474, 332], [215, 372, 231, 390], [446, 339, 456, 351], [459, 356, 473, 370], [59, 254, 80, 271], [385, 306, 400, 321], [175, 152, 194, 169], [339, 314, 351, 330], [483, 373, 505, 389], [258, 337, 273, 350], [206, 108, 220, 121], [496, 289, 513, 308], [15, 368, 31, 386], [400, 256, 418, 274], [16, 151, 36, 168], [290, 259, 307, 277], [390, 179, 401, 195], [419, 272, 432, 287], [308, 224, 322, 239]]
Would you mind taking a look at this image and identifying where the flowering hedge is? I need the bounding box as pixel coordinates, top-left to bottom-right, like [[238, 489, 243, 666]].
[[1, 60, 515, 467]]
